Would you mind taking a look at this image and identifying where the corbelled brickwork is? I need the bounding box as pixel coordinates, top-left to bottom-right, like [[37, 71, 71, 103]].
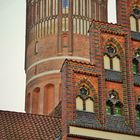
[[24, 0, 140, 139], [25, 0, 107, 115]]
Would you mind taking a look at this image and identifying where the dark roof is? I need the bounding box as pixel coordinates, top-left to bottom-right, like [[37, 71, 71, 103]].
[[0, 110, 61, 140], [131, 31, 140, 41], [105, 69, 122, 83], [134, 74, 140, 86], [136, 120, 140, 134], [75, 111, 101, 128], [106, 115, 132, 133]]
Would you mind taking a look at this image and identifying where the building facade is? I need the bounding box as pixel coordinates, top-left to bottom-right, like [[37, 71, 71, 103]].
[[24, 0, 140, 139], [25, 0, 107, 114], [61, 0, 140, 139]]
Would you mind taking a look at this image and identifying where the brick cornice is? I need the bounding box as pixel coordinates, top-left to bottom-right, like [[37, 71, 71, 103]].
[[90, 20, 127, 36], [61, 59, 100, 76]]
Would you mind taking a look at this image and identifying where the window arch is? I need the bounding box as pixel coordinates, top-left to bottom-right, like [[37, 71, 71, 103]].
[[76, 79, 95, 113], [62, 0, 69, 14], [133, 48, 140, 74], [77, 78, 96, 96], [130, 16, 137, 31], [76, 96, 84, 111], [133, 58, 139, 74], [136, 104, 140, 120], [115, 101, 123, 116], [130, 7, 140, 32], [106, 100, 113, 115], [104, 45, 121, 71], [43, 84, 55, 114], [112, 56, 121, 71], [136, 96, 140, 120], [32, 87, 40, 114], [106, 90, 123, 116], [138, 19, 140, 32], [85, 98, 94, 113], [104, 54, 110, 69]]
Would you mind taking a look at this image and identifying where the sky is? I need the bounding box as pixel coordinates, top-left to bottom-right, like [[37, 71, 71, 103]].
[[0, 0, 116, 113], [0, 0, 26, 112]]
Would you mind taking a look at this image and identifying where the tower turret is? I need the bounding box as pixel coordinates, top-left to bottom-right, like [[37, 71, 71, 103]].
[[25, 0, 108, 114]]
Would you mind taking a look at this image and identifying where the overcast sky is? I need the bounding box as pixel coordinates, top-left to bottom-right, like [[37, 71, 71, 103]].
[[0, 0, 116, 113], [0, 0, 26, 112]]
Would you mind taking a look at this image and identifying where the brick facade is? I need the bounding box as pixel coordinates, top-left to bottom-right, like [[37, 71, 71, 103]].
[[24, 0, 140, 139], [25, 0, 107, 114]]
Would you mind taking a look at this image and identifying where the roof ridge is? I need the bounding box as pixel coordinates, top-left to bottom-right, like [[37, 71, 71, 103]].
[[0, 110, 61, 119]]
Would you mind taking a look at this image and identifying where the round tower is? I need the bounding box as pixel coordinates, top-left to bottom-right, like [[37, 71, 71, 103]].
[[25, 0, 108, 114]]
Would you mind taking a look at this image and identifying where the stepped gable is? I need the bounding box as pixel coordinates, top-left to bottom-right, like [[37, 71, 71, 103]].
[[90, 20, 126, 35], [0, 110, 61, 140], [61, 59, 99, 76]]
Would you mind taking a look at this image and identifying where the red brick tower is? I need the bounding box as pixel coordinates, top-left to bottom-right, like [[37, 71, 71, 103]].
[[25, 0, 108, 115]]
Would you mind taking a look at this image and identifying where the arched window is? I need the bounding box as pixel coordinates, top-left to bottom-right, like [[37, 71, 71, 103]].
[[106, 90, 123, 116], [76, 79, 95, 113], [104, 54, 110, 69], [32, 87, 40, 114], [62, 0, 69, 14], [136, 104, 140, 120], [133, 48, 140, 74], [138, 19, 140, 32], [104, 45, 121, 71], [130, 7, 140, 32], [85, 98, 94, 113], [136, 110, 140, 119], [130, 16, 137, 31], [106, 100, 113, 115], [136, 97, 140, 119], [76, 96, 84, 111], [44, 84, 55, 114], [112, 56, 121, 71], [115, 102, 123, 116], [106, 105, 112, 115], [133, 58, 138, 74], [34, 41, 39, 55]]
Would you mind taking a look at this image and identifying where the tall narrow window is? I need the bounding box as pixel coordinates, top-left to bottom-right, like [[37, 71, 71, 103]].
[[133, 58, 138, 74], [76, 82, 95, 113], [130, 8, 140, 32], [136, 97, 140, 120], [85, 98, 94, 112], [138, 19, 140, 32], [76, 96, 84, 111], [130, 16, 137, 31], [106, 104, 113, 115], [108, 0, 116, 23], [136, 110, 140, 119], [112, 56, 120, 71], [104, 45, 121, 71], [106, 90, 123, 116], [106, 100, 113, 115], [115, 102, 123, 116], [104, 54, 110, 69], [62, 0, 69, 14]]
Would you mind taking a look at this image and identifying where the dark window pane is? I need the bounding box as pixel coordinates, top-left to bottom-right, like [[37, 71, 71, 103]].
[[62, 0, 69, 8]]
